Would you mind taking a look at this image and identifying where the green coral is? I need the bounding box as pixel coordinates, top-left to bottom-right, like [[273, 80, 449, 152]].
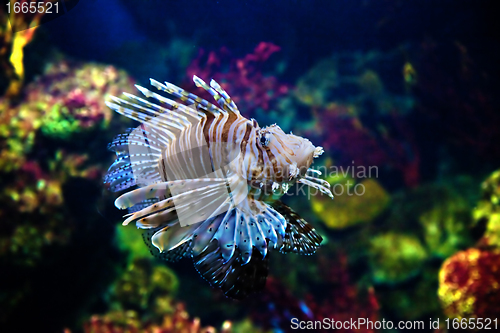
[[419, 192, 472, 259], [40, 103, 81, 139], [473, 169, 500, 247], [0, 224, 44, 266], [386, 180, 476, 256], [369, 232, 428, 284], [109, 258, 179, 322]]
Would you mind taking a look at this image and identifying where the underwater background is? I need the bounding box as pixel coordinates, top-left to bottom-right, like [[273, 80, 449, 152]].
[[1, 0, 500, 332]]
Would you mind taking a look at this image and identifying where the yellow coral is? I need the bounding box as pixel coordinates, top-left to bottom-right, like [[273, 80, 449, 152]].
[[473, 169, 500, 247], [4, 10, 42, 97], [311, 176, 390, 229], [403, 62, 417, 85]]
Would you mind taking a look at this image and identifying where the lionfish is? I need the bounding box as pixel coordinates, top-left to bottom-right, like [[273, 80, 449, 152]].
[[104, 76, 333, 299]]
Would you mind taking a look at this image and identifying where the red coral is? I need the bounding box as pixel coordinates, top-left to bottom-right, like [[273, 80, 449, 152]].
[[185, 42, 289, 116], [438, 248, 500, 318]]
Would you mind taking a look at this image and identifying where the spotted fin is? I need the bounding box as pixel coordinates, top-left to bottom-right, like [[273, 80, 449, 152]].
[[127, 198, 159, 214], [271, 201, 323, 255], [108, 127, 166, 155], [142, 204, 228, 263], [142, 226, 193, 262], [105, 154, 161, 190], [193, 239, 268, 300]]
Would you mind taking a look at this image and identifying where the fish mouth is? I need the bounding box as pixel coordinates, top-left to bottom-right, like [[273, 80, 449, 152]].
[[292, 141, 316, 174]]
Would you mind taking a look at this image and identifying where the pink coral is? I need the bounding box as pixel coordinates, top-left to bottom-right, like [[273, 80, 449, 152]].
[[81, 303, 231, 333], [185, 42, 289, 117]]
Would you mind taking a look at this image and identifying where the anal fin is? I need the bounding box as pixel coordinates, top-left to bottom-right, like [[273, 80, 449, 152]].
[[193, 239, 269, 300]]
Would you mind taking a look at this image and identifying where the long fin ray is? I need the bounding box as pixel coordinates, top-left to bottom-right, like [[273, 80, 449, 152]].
[[123, 182, 229, 226], [105, 101, 177, 141], [297, 177, 334, 199], [127, 198, 159, 214], [134, 84, 204, 121], [108, 131, 164, 153], [209, 78, 240, 114], [114, 178, 228, 209], [149, 79, 222, 116]]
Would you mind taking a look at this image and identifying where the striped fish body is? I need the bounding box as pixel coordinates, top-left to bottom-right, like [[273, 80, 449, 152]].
[[104, 76, 333, 299]]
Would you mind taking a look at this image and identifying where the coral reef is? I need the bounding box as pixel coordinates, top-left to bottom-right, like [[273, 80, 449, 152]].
[[0, 60, 133, 266], [311, 175, 390, 229], [437, 170, 500, 319], [357, 178, 478, 321], [1, 15, 496, 333], [185, 42, 290, 120], [0, 59, 135, 331], [0, 60, 133, 168], [385, 181, 476, 258], [369, 232, 428, 284], [252, 253, 379, 333], [295, 53, 413, 114], [473, 169, 500, 247], [1, 0, 497, 331], [318, 107, 420, 188], [109, 258, 178, 322], [294, 51, 419, 188], [438, 248, 500, 318], [419, 192, 472, 259], [81, 302, 232, 333], [78, 257, 230, 333], [0, 1, 55, 97]]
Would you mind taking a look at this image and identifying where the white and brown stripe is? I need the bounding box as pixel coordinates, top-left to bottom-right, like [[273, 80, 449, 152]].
[[104, 76, 333, 299]]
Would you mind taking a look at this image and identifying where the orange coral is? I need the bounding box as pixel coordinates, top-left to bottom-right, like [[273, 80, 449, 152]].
[[438, 248, 500, 318]]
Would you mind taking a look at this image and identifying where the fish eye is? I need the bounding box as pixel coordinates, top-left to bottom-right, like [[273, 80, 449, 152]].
[[259, 132, 271, 147]]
